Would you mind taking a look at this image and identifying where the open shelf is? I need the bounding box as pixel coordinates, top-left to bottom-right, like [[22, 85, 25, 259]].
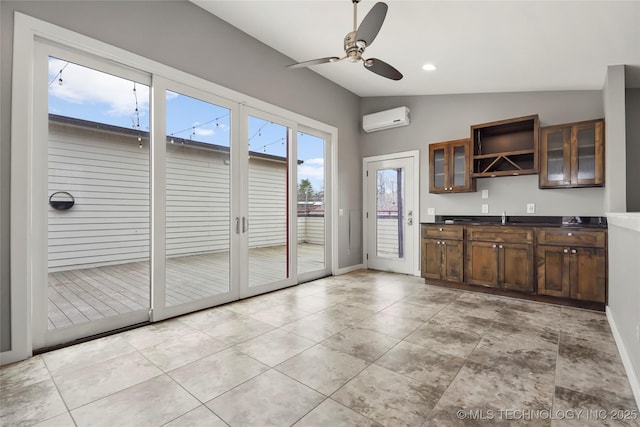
[[471, 115, 539, 178]]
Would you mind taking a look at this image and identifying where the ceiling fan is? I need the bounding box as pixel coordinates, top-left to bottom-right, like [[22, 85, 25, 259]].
[[286, 0, 403, 81]]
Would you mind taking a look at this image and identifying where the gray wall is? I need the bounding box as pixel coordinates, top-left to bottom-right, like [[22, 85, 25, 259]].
[[626, 89, 640, 212], [0, 1, 362, 352], [360, 91, 606, 221], [607, 218, 640, 400], [603, 65, 627, 213]]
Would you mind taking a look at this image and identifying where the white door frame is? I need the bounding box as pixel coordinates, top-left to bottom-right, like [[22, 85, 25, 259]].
[[362, 150, 420, 276]]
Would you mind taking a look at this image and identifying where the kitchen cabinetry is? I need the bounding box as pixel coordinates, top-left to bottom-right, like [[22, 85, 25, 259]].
[[428, 139, 475, 193], [471, 115, 539, 178], [466, 226, 534, 293], [536, 228, 607, 303], [539, 119, 604, 188], [421, 225, 464, 282]]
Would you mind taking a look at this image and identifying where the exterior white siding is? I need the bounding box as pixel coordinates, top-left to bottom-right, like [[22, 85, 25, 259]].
[[48, 118, 325, 271]]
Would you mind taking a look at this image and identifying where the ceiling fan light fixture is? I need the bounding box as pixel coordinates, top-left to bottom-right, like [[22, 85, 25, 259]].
[[422, 63, 437, 71]]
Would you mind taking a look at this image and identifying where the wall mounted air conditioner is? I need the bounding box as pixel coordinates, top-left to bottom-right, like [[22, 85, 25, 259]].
[[362, 106, 410, 133]]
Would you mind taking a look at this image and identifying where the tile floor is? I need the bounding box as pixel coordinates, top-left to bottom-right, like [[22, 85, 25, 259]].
[[1, 270, 638, 426]]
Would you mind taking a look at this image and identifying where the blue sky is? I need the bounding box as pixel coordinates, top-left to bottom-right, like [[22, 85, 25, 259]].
[[48, 57, 325, 191]]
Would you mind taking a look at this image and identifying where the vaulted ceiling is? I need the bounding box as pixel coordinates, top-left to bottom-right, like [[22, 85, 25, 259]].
[[192, 0, 640, 97]]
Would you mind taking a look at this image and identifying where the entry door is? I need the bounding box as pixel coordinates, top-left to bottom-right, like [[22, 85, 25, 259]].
[[365, 155, 417, 275]]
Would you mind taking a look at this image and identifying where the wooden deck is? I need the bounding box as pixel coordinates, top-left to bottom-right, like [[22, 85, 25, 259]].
[[47, 243, 325, 330]]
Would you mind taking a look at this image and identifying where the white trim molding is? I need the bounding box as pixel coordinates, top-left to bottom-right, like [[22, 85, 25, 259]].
[[607, 308, 640, 410]]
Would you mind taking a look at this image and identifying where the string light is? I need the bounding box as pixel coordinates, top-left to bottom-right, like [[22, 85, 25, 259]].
[[48, 62, 69, 87], [167, 113, 230, 141], [132, 82, 143, 148]]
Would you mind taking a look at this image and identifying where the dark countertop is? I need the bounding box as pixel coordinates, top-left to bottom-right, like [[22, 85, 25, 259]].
[[428, 215, 608, 228]]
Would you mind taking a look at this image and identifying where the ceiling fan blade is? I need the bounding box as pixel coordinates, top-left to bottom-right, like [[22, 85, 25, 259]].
[[364, 58, 403, 80], [286, 57, 340, 69], [355, 2, 388, 46]]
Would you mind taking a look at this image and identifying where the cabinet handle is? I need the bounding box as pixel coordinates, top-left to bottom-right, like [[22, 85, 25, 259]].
[[571, 249, 577, 254], [492, 244, 497, 248], [499, 245, 504, 249], [563, 248, 569, 253], [439, 228, 443, 231], [567, 232, 573, 236], [442, 241, 446, 246]]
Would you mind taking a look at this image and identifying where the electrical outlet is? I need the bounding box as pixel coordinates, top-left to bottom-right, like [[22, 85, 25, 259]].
[[427, 208, 435, 215], [481, 204, 489, 214], [527, 203, 535, 214], [482, 190, 489, 199]]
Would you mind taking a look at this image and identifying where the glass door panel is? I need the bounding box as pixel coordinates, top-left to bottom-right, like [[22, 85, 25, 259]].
[[453, 145, 466, 187], [165, 91, 232, 306], [247, 116, 290, 288], [46, 55, 150, 337], [576, 127, 596, 181], [376, 168, 405, 259], [433, 148, 445, 189], [297, 132, 325, 275]]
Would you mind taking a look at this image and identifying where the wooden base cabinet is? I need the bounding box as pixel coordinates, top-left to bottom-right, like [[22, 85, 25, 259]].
[[421, 225, 464, 283], [536, 228, 607, 303], [467, 238, 534, 293]]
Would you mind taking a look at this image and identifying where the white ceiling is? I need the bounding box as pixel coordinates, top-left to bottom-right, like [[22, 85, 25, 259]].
[[193, 1, 640, 97]]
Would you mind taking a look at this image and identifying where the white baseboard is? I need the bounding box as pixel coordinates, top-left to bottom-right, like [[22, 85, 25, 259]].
[[334, 264, 365, 275], [606, 307, 640, 410], [0, 349, 30, 367]]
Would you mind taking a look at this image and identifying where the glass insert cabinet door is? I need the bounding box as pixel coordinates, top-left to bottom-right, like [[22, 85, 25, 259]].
[[539, 119, 604, 189], [428, 138, 473, 193]]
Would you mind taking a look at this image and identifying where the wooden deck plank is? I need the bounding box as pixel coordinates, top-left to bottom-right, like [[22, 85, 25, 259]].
[[47, 243, 325, 330]]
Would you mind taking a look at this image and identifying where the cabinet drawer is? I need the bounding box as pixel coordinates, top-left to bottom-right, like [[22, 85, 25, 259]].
[[537, 228, 606, 248], [422, 225, 464, 240], [467, 226, 534, 244]]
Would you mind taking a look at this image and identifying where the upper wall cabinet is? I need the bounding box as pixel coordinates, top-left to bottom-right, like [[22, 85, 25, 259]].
[[470, 115, 539, 178], [429, 138, 475, 193], [539, 118, 605, 189]]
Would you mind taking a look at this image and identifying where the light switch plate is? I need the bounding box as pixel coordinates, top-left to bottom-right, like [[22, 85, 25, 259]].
[[482, 190, 489, 199], [339, 209, 344, 216], [527, 203, 535, 214], [481, 204, 489, 213]]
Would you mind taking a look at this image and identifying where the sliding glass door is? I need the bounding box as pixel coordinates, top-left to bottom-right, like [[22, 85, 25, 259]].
[[31, 41, 332, 349]]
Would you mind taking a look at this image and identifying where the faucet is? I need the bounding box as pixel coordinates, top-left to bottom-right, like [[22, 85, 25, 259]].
[[501, 211, 507, 225]]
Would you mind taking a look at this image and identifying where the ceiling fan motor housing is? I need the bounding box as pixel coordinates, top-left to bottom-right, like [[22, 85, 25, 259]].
[[344, 31, 366, 62]]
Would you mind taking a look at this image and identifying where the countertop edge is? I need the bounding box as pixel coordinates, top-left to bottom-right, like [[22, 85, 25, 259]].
[[606, 212, 640, 232]]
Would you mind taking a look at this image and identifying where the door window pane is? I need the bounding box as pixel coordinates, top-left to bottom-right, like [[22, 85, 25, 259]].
[[577, 127, 596, 180], [248, 116, 289, 287], [433, 149, 445, 188], [165, 91, 231, 306], [297, 132, 325, 275], [376, 168, 405, 259], [47, 57, 150, 330], [547, 131, 565, 182]]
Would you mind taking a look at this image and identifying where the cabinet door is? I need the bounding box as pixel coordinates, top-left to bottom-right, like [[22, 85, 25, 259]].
[[466, 241, 499, 287], [442, 239, 464, 282], [422, 239, 442, 280], [572, 120, 604, 187], [429, 144, 449, 193], [571, 247, 606, 303], [536, 245, 571, 297], [500, 243, 534, 292], [450, 140, 474, 192], [539, 126, 571, 188]]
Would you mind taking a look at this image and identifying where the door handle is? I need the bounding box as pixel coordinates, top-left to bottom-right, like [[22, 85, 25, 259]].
[[242, 217, 249, 233], [235, 217, 240, 234]]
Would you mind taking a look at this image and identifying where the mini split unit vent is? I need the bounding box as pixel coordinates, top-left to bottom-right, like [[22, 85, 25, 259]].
[[362, 106, 410, 133]]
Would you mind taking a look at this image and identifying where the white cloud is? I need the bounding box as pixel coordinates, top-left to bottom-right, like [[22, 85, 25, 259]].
[[304, 157, 324, 166], [48, 58, 149, 117], [194, 128, 215, 136], [298, 163, 324, 190]]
